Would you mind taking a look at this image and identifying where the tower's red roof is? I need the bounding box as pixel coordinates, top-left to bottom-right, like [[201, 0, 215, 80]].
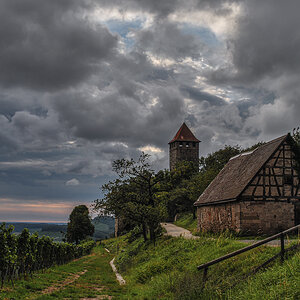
[[169, 123, 200, 143]]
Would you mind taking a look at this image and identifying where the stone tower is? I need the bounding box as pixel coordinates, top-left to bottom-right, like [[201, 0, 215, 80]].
[[169, 123, 200, 171]]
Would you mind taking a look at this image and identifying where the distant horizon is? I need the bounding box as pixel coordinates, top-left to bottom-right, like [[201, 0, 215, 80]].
[[1, 220, 68, 224]]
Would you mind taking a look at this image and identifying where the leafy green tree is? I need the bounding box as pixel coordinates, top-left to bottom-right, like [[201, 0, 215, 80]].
[[292, 127, 300, 178], [158, 161, 198, 220], [160, 146, 242, 220], [293, 127, 300, 145], [67, 205, 94, 244], [94, 153, 167, 242], [199, 145, 241, 173]]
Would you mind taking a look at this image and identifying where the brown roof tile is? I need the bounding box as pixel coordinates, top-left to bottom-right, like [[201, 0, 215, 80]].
[[169, 123, 200, 143], [194, 134, 289, 206]]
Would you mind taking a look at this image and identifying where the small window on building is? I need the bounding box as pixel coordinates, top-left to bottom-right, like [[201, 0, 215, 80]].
[[284, 174, 293, 185], [186, 142, 189, 147], [179, 142, 183, 147], [193, 142, 196, 147]]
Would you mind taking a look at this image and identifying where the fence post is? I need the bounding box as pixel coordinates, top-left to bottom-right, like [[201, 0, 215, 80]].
[[280, 234, 285, 263], [203, 267, 208, 283]]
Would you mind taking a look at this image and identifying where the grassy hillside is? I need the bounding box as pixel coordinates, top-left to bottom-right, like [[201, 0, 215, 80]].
[[1, 232, 298, 299], [103, 233, 300, 299]]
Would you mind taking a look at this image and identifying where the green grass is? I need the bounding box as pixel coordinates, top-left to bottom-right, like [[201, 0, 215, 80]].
[[0, 244, 125, 299], [103, 233, 300, 299], [1, 233, 299, 299]]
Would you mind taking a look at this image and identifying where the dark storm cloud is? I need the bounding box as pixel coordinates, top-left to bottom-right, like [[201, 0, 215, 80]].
[[180, 85, 226, 106], [53, 84, 185, 149], [0, 0, 118, 90], [209, 0, 300, 85], [231, 0, 300, 82], [204, 0, 300, 140]]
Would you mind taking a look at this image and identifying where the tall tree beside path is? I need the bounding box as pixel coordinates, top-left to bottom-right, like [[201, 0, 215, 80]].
[[67, 205, 94, 244], [94, 153, 167, 242]]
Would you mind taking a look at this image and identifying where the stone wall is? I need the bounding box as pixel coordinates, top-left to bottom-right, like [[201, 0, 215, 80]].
[[197, 201, 295, 235], [196, 203, 241, 232], [239, 201, 295, 235]]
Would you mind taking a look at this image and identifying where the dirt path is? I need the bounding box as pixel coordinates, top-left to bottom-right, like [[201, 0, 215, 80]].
[[161, 223, 298, 247], [161, 223, 199, 239], [41, 269, 87, 295]]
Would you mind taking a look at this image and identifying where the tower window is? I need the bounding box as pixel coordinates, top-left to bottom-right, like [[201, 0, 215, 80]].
[[186, 142, 189, 147], [179, 142, 183, 147]]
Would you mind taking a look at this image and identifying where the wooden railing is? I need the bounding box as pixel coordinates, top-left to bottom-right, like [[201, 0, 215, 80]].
[[197, 224, 300, 282]]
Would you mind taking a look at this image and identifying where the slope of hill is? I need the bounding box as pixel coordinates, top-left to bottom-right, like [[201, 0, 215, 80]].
[[103, 232, 300, 299], [1, 232, 298, 299]]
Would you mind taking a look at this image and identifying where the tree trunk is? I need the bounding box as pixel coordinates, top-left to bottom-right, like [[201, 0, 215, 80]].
[[193, 207, 196, 219], [149, 227, 156, 246], [142, 223, 148, 241]]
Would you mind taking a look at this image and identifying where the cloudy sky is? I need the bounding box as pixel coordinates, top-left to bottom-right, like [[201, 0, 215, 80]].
[[1, 0, 299, 222]]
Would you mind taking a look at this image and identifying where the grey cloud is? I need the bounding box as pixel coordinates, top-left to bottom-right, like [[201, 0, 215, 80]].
[[53, 84, 185, 149], [97, 0, 238, 18], [136, 21, 202, 60], [204, 0, 300, 142], [0, 0, 118, 90], [180, 85, 226, 106], [212, 0, 300, 83], [97, 0, 180, 17], [2, 0, 299, 222]]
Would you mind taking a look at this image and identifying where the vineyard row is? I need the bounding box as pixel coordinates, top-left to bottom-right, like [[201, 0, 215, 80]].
[[0, 223, 95, 288]]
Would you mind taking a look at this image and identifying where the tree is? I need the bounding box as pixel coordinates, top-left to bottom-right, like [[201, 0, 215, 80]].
[[160, 146, 243, 220], [66, 205, 94, 244], [293, 127, 300, 145], [94, 153, 167, 242], [292, 127, 300, 178], [157, 161, 198, 220], [199, 145, 241, 173]]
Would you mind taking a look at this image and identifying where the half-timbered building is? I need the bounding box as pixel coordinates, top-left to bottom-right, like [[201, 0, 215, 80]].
[[194, 134, 300, 235]]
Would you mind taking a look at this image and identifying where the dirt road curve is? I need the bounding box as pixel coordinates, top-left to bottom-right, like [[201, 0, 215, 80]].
[[161, 223, 298, 247], [161, 223, 199, 239]]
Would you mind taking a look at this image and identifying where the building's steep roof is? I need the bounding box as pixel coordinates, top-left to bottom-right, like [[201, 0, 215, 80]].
[[194, 134, 289, 206], [169, 123, 200, 144]]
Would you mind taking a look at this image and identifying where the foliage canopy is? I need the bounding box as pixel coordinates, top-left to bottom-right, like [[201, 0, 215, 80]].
[[67, 205, 94, 244]]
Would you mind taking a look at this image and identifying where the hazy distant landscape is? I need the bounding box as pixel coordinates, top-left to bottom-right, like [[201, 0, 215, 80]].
[[3, 216, 115, 242]]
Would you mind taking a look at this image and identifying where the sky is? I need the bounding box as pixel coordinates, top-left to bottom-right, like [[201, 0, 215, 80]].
[[1, 0, 300, 222]]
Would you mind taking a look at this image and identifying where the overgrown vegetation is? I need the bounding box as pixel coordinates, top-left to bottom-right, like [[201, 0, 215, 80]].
[[0, 244, 123, 299], [0, 223, 95, 289], [103, 232, 300, 299]]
